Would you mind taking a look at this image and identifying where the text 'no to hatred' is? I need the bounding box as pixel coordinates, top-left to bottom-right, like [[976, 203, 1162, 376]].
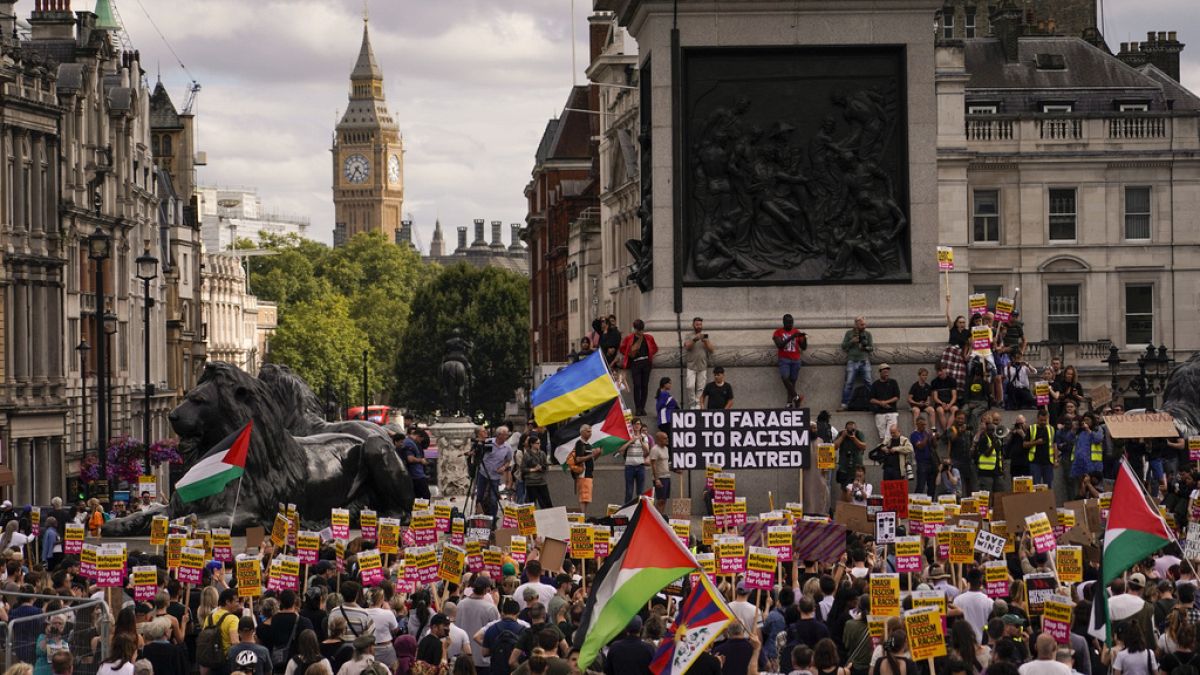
[[670, 408, 810, 470]]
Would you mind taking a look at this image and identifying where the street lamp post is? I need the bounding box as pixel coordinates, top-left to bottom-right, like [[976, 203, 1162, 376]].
[[103, 312, 118, 475], [361, 350, 369, 420], [77, 341, 90, 456], [87, 226, 111, 490], [1103, 343, 1174, 410], [135, 242, 158, 475]]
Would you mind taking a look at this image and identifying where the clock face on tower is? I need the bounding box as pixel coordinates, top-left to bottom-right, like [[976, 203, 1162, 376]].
[[387, 154, 401, 183], [343, 154, 369, 183]]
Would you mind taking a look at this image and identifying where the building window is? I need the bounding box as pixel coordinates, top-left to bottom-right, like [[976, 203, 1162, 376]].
[[1118, 102, 1149, 112], [1047, 284, 1080, 343], [972, 189, 1000, 242], [1041, 103, 1073, 113], [973, 285, 1003, 309], [965, 12, 976, 37], [967, 104, 998, 114], [1048, 188, 1077, 241], [1124, 186, 1151, 240], [942, 11, 954, 38], [1125, 284, 1154, 344]]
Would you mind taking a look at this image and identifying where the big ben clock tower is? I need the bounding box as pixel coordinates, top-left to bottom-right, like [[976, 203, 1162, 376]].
[[332, 17, 404, 245]]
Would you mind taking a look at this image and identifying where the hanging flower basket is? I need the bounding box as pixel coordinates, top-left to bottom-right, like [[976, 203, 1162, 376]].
[[148, 439, 182, 466], [105, 435, 146, 485]]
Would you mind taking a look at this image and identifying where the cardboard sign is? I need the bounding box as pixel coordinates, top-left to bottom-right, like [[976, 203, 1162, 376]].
[[150, 516, 169, 547], [1105, 412, 1180, 439], [895, 536, 923, 573], [1089, 384, 1112, 409], [875, 511, 897, 544], [744, 546, 776, 591], [533, 507, 569, 542], [1057, 546, 1083, 584], [717, 536, 747, 574], [817, 443, 836, 470], [1043, 595, 1074, 644], [968, 293, 988, 315], [792, 520, 847, 564], [905, 606, 947, 660], [937, 246, 954, 271], [882, 480, 909, 519], [236, 556, 262, 598], [767, 525, 793, 562], [950, 529, 977, 564], [974, 530, 1006, 559], [835, 501, 872, 535], [1026, 512, 1055, 553], [1003, 490, 1057, 534], [359, 549, 384, 586], [569, 524, 595, 560], [870, 573, 901, 616], [994, 297, 1014, 323], [984, 560, 1009, 599], [133, 565, 158, 602]]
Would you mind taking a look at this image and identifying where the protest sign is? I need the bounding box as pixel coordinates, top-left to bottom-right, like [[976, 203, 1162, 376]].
[[713, 473, 736, 503], [905, 606, 947, 661], [730, 498, 748, 528], [30, 507, 39, 537], [510, 535, 529, 564], [378, 518, 401, 555], [895, 537, 923, 574], [412, 512, 437, 546], [744, 547, 776, 591], [994, 297, 1014, 323], [968, 293, 988, 315], [984, 560, 1009, 599], [450, 518, 465, 546], [935, 528, 951, 561], [971, 326, 992, 351], [533, 508, 569, 542], [670, 409, 810, 469], [974, 530, 1006, 559], [331, 509, 350, 540], [516, 504, 537, 536], [1034, 382, 1050, 407], [502, 503, 519, 530], [869, 616, 888, 649], [870, 573, 901, 616], [1026, 573, 1058, 615], [882, 480, 908, 519], [359, 549, 384, 586], [792, 521, 847, 564], [133, 566, 158, 602], [1057, 546, 1083, 584], [150, 516, 168, 547], [269, 554, 301, 592], [137, 475, 156, 498], [178, 547, 205, 585], [360, 509, 378, 541], [767, 525, 793, 562], [236, 556, 262, 598], [835, 502, 872, 535], [702, 517, 716, 546], [211, 529, 233, 563], [570, 524, 595, 560], [270, 511, 289, 548], [670, 519, 690, 544], [414, 546, 440, 584], [950, 529, 977, 564], [1003, 491, 1056, 534], [817, 443, 836, 470], [96, 545, 126, 588], [1026, 512, 1055, 553], [875, 511, 897, 544], [1043, 595, 1074, 644], [64, 523, 84, 555], [439, 545, 465, 584], [166, 534, 184, 570], [937, 246, 954, 271], [1190, 437, 1200, 463], [297, 531, 321, 565], [912, 590, 946, 615], [80, 544, 96, 579], [717, 536, 747, 574], [1105, 412, 1180, 439]]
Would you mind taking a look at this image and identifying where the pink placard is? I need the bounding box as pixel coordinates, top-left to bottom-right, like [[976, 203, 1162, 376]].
[[744, 568, 773, 590]]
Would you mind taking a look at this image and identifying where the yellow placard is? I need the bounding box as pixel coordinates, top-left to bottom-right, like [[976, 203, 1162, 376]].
[[510, 536, 528, 558], [212, 529, 233, 550], [331, 509, 350, 529], [570, 524, 595, 559], [378, 519, 401, 555], [180, 547, 205, 572], [670, 519, 690, 542], [905, 607, 948, 661], [297, 531, 320, 553], [517, 504, 537, 536], [439, 545, 465, 583], [950, 529, 976, 564], [895, 538, 922, 558], [132, 566, 158, 587], [937, 246, 954, 270], [817, 443, 836, 470], [166, 534, 184, 569], [236, 557, 262, 598], [702, 517, 716, 546], [767, 527, 791, 549], [1057, 509, 1076, 529], [1044, 597, 1073, 625], [698, 553, 716, 576], [869, 574, 901, 616], [360, 510, 378, 529], [270, 513, 289, 548], [1014, 476, 1034, 494], [1057, 546, 1083, 584], [968, 293, 988, 314], [1026, 512, 1053, 538], [412, 513, 436, 532], [150, 516, 169, 547], [911, 590, 946, 615], [746, 548, 776, 573]]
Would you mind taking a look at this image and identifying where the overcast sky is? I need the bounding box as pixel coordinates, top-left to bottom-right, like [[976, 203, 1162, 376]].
[[108, 0, 1199, 250]]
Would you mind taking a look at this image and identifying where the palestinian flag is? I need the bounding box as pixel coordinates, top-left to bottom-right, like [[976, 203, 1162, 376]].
[[574, 497, 699, 669], [176, 422, 252, 503], [1089, 457, 1173, 643], [550, 397, 631, 466]]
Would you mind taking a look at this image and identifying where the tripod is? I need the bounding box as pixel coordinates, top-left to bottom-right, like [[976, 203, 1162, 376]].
[[463, 441, 501, 521]]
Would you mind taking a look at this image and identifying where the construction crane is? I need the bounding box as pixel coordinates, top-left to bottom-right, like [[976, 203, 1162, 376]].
[[181, 80, 201, 114]]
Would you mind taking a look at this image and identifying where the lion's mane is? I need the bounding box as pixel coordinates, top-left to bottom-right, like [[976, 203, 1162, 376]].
[[1163, 352, 1200, 437]]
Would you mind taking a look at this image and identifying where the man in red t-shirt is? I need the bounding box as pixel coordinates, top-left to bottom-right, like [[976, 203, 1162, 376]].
[[771, 313, 807, 407]]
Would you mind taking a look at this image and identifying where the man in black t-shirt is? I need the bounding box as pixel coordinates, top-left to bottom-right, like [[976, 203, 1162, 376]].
[[930, 365, 959, 432], [869, 363, 901, 443], [700, 367, 734, 410], [417, 614, 451, 668]]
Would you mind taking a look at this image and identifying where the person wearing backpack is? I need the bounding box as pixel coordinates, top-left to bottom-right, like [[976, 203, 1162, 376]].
[[228, 616, 273, 675], [482, 599, 525, 675], [258, 590, 312, 673], [198, 589, 244, 675]]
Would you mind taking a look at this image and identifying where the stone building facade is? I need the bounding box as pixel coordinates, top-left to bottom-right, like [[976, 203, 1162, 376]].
[[201, 253, 263, 372], [416, 218, 527, 274], [196, 185, 311, 251]]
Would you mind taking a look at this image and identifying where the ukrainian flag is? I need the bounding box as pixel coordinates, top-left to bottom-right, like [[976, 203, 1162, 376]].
[[532, 350, 622, 427]]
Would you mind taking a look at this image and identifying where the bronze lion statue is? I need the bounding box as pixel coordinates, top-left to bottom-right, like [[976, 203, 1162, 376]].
[[104, 362, 414, 535], [1163, 352, 1200, 437]]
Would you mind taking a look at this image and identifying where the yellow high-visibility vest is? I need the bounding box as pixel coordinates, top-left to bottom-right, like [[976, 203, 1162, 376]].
[[1028, 424, 1056, 464]]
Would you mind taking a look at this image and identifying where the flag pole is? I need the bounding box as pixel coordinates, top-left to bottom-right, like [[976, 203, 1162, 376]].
[[229, 475, 245, 531], [1117, 456, 1200, 579]]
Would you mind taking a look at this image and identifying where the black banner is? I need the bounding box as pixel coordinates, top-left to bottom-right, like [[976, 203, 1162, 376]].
[[669, 408, 810, 469]]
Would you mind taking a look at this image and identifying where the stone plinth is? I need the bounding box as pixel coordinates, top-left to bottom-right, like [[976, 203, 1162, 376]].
[[430, 418, 477, 510]]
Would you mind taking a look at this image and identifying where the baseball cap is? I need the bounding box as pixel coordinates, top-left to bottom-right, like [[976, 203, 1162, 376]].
[[1129, 573, 1147, 588], [878, 363, 892, 371], [1001, 614, 1026, 626], [736, 581, 748, 594], [1, 500, 11, 509]]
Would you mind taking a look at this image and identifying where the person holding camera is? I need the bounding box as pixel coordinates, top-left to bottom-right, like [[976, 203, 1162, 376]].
[[834, 421, 866, 491], [874, 424, 913, 481], [947, 410, 977, 497], [773, 314, 807, 408], [839, 316, 874, 411], [844, 466, 873, 505], [683, 317, 714, 409], [935, 458, 961, 497]]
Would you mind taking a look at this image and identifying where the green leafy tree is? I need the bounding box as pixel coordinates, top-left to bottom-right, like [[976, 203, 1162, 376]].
[[234, 233, 332, 307], [394, 263, 529, 421], [269, 291, 374, 402]]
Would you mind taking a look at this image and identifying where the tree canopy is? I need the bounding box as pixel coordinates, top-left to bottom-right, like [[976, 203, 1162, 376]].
[[394, 263, 529, 422]]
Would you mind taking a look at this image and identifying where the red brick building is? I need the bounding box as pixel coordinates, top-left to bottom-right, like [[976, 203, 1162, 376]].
[[524, 85, 598, 367]]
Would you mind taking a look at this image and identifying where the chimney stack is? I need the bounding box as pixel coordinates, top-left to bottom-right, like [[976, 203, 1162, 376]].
[[456, 226, 468, 252], [471, 218, 486, 247], [490, 220, 504, 250], [989, 0, 1025, 62], [396, 219, 415, 249], [29, 0, 76, 40], [509, 224, 524, 251], [1117, 41, 1150, 69], [1139, 29, 1185, 81]]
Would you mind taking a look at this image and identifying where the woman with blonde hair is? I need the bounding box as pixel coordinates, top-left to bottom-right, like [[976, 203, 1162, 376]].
[[197, 585, 220, 626]]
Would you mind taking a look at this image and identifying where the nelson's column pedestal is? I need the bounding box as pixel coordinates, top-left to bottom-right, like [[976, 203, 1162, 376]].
[[594, 0, 947, 511]]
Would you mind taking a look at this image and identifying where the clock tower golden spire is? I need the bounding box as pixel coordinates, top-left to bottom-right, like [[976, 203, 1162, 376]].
[[332, 13, 404, 246]]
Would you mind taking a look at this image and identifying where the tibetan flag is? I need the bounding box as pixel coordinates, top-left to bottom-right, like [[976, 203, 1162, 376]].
[[650, 573, 735, 675], [1089, 458, 1173, 643], [573, 497, 699, 669], [550, 397, 632, 466], [532, 350, 621, 427], [176, 422, 252, 503]]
